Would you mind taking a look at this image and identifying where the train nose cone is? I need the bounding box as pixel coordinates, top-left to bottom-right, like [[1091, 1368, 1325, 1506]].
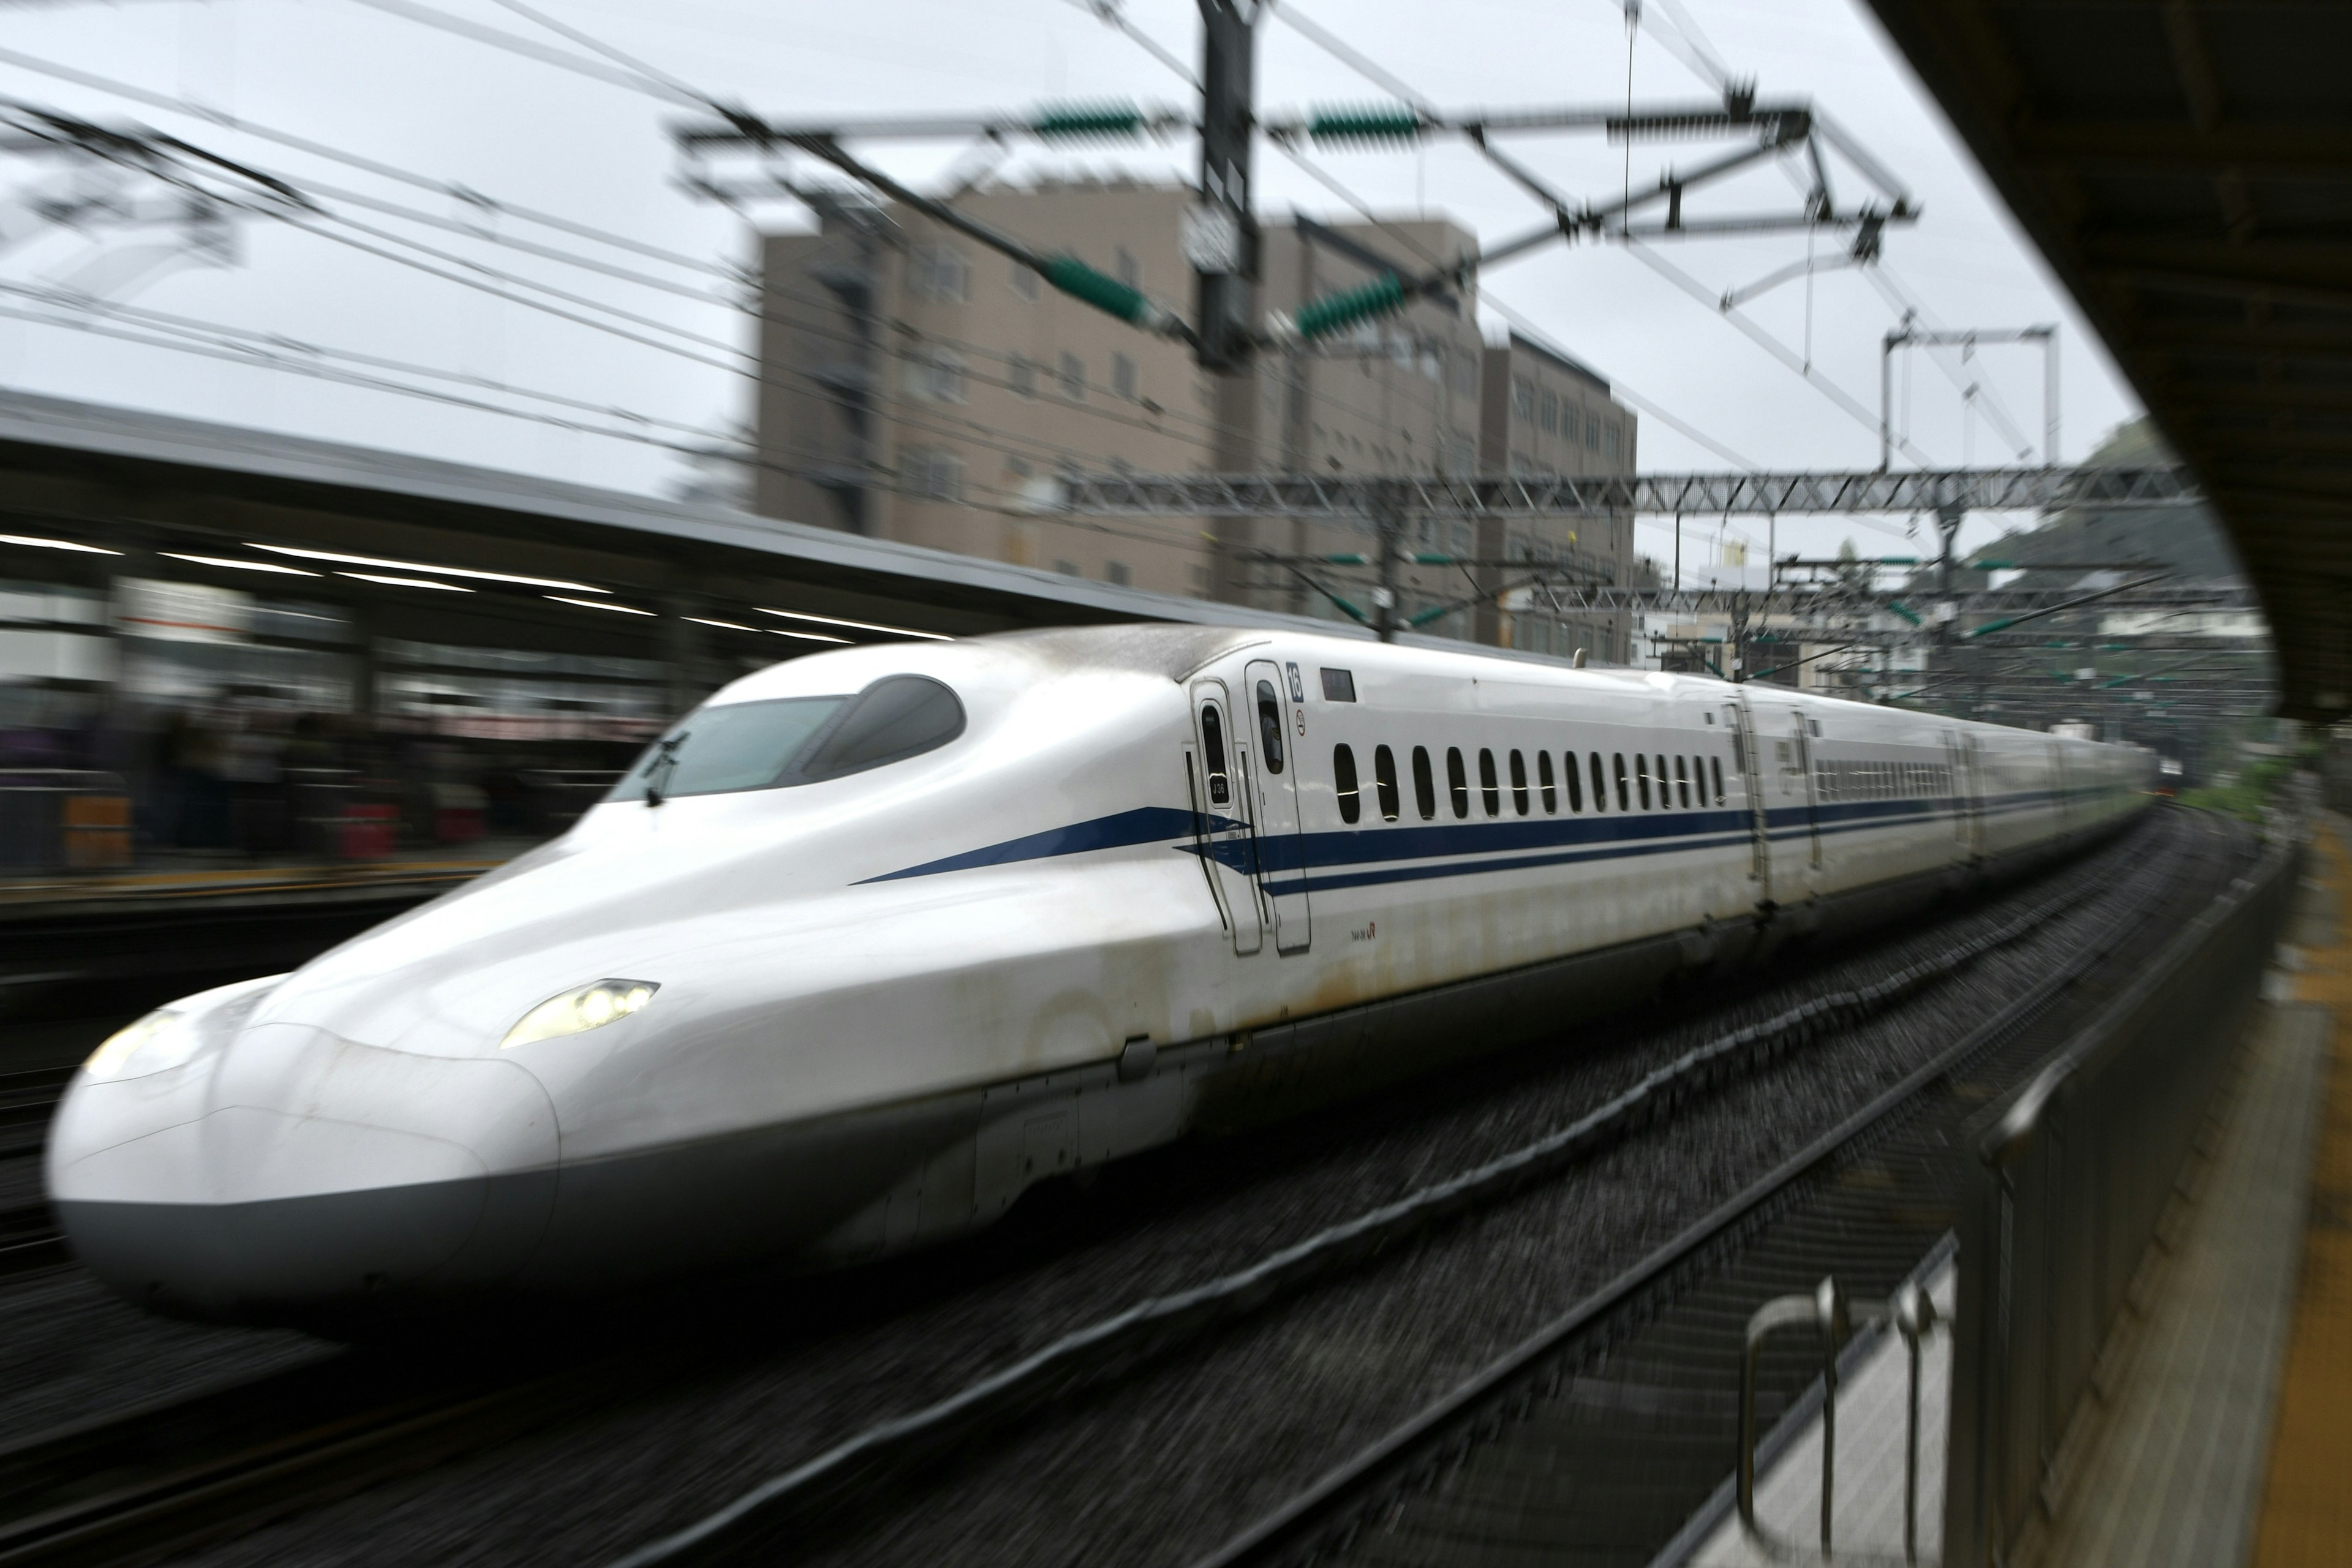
[[48, 1021, 560, 1321]]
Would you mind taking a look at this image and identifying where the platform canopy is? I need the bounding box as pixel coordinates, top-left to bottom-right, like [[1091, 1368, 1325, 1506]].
[[1864, 0, 2352, 720]]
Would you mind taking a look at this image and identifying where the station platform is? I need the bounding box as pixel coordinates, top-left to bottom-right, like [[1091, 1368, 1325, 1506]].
[[1676, 818, 2352, 1568], [0, 840, 527, 921]]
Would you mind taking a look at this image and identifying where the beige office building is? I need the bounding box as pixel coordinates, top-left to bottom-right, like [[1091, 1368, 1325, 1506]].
[[753, 177, 1638, 653]]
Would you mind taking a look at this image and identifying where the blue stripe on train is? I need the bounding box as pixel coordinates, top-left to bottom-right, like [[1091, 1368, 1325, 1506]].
[[865, 785, 2112, 885]]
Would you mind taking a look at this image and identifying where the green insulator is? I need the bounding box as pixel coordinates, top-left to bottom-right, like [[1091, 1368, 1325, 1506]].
[[1033, 100, 1144, 141], [1308, 104, 1422, 145], [1406, 603, 1453, 628], [1324, 552, 1369, 565], [1327, 594, 1369, 625], [1292, 271, 1407, 341], [1411, 552, 1454, 565], [1888, 601, 1923, 626], [1043, 255, 1148, 325]]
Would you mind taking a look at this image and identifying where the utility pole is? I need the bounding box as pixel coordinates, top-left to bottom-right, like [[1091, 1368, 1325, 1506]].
[[1371, 481, 1404, 642], [1191, 1, 1260, 375], [1194, 1, 1263, 605]]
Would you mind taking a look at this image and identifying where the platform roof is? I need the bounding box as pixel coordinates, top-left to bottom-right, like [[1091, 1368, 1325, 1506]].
[[1863, 0, 2352, 720], [0, 388, 1355, 655]]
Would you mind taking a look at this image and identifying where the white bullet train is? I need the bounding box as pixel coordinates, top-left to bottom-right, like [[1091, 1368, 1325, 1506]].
[[47, 625, 2150, 1322]]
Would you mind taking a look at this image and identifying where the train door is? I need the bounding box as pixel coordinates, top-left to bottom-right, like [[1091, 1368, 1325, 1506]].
[[1187, 680, 1263, 957], [1757, 699, 1822, 901], [1243, 660, 1312, 954], [1940, 731, 1971, 856], [1724, 698, 1772, 904], [1956, 733, 1986, 859]]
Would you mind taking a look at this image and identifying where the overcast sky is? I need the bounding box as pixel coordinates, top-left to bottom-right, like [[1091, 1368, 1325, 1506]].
[[0, 0, 2146, 565]]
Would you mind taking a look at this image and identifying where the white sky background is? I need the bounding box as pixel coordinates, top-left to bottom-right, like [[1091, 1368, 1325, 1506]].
[[0, 0, 2147, 568]]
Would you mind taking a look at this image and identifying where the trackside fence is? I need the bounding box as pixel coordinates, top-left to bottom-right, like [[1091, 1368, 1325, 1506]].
[[1941, 810, 2302, 1567]]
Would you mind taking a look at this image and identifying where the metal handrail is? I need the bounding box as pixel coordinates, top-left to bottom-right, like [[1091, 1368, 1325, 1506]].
[[1738, 1274, 1941, 1564]]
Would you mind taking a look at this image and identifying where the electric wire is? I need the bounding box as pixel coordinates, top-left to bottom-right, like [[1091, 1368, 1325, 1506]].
[[1052, 0, 1200, 91], [341, 0, 704, 108], [0, 43, 742, 279]]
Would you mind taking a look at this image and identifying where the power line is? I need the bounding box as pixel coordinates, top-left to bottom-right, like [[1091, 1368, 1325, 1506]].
[[341, 0, 703, 108], [0, 43, 741, 279], [1054, 0, 1200, 90]]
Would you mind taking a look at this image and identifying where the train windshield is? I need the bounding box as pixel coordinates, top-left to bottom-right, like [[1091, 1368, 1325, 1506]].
[[608, 697, 846, 802], [607, 676, 968, 803]]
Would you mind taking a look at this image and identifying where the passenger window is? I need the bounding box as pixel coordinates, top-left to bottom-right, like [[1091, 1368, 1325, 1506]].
[[1200, 704, 1231, 805], [1537, 751, 1557, 815], [1509, 750, 1529, 816], [1614, 753, 1630, 813], [1676, 756, 1691, 809], [1479, 748, 1501, 816], [1374, 745, 1401, 822], [1447, 747, 1469, 819], [1636, 754, 1651, 812], [1657, 755, 1670, 809], [1566, 752, 1584, 813], [1711, 756, 1725, 805], [1333, 744, 1360, 824], [1412, 745, 1436, 820], [1256, 679, 1285, 775]]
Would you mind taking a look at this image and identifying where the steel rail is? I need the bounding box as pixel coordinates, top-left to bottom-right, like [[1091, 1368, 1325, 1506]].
[[603, 838, 2144, 1567], [0, 825, 2182, 1568], [1188, 811, 2241, 1568]]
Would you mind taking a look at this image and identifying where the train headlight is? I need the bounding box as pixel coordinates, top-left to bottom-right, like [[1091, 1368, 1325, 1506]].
[[83, 1009, 203, 1082], [501, 979, 659, 1049]]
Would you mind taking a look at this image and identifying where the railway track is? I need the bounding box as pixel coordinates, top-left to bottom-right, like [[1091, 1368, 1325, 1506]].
[[0, 812, 2239, 1568], [1200, 810, 2269, 1568]]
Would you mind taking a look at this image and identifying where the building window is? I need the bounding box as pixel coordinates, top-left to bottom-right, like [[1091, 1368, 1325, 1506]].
[[1512, 377, 1533, 420], [1116, 247, 1139, 287], [907, 348, 965, 403], [1010, 258, 1040, 300], [1111, 352, 1137, 401], [1539, 390, 1558, 433], [1106, 560, 1132, 587], [1188, 564, 1211, 595], [1059, 352, 1086, 399], [1054, 559, 1080, 576], [1453, 350, 1480, 398], [903, 447, 963, 501], [1588, 415, 1602, 451], [1561, 404, 1578, 443], [1606, 423, 1621, 458], [1009, 355, 1036, 398], [909, 243, 969, 303]]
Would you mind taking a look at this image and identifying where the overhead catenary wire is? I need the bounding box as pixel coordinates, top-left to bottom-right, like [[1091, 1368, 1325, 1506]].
[[341, 0, 706, 108], [6, 86, 1457, 506], [0, 43, 743, 279], [1054, 0, 1200, 91]]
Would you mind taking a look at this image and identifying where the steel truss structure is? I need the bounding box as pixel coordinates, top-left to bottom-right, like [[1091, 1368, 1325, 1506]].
[[1043, 464, 2198, 519]]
